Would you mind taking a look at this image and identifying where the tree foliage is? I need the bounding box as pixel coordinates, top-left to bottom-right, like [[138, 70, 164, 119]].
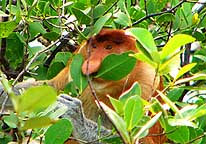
[[1, 0, 206, 143]]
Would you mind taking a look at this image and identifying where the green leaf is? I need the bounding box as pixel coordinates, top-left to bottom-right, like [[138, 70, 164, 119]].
[[161, 34, 196, 60], [93, 4, 105, 18], [167, 88, 184, 102], [166, 126, 190, 143], [156, 13, 175, 24], [131, 53, 157, 68], [71, 7, 91, 25], [127, 28, 157, 60], [22, 116, 53, 130], [53, 52, 72, 66], [91, 13, 112, 36], [159, 52, 181, 75], [109, 96, 124, 115], [114, 12, 132, 27], [71, 54, 88, 93], [96, 51, 136, 80], [0, 21, 18, 38], [47, 62, 65, 79], [133, 112, 162, 142], [17, 85, 57, 113], [100, 102, 131, 143], [174, 74, 206, 85], [29, 22, 47, 40], [124, 96, 144, 131], [3, 113, 18, 128], [119, 82, 141, 103], [174, 63, 197, 81], [43, 32, 60, 41], [6, 33, 24, 69], [45, 119, 73, 144]]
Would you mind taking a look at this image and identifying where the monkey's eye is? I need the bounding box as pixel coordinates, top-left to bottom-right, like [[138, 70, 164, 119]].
[[92, 43, 96, 48], [105, 45, 112, 50]]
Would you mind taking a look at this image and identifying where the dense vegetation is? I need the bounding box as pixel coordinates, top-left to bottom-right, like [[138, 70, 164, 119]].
[[1, 0, 206, 143]]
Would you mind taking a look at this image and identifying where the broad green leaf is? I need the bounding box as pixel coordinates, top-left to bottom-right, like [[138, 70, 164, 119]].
[[161, 34, 195, 60], [124, 96, 144, 131], [167, 88, 184, 102], [0, 21, 18, 38], [17, 85, 57, 113], [29, 22, 47, 40], [47, 62, 65, 79], [127, 28, 157, 60], [43, 32, 60, 41], [174, 74, 206, 85], [53, 52, 72, 66], [96, 51, 136, 80], [108, 96, 124, 115], [100, 102, 131, 143], [71, 7, 91, 25], [174, 63, 197, 81], [6, 33, 24, 69], [114, 12, 132, 27], [93, 5, 105, 18], [45, 119, 73, 144], [22, 116, 53, 130], [156, 13, 175, 24], [133, 112, 162, 143], [166, 126, 190, 143], [71, 54, 88, 93], [91, 13, 112, 36], [119, 82, 141, 103], [3, 113, 18, 128]]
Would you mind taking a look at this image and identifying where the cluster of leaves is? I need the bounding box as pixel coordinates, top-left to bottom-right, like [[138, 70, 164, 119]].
[[1, 0, 206, 144]]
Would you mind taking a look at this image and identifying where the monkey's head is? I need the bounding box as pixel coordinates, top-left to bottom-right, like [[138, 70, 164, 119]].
[[81, 29, 137, 75]]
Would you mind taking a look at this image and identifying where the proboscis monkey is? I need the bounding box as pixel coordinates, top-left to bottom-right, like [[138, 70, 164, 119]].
[[48, 29, 159, 125], [47, 29, 163, 143], [0, 29, 164, 144]]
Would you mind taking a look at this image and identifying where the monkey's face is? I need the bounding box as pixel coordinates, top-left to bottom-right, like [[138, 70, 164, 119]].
[[81, 29, 137, 75]]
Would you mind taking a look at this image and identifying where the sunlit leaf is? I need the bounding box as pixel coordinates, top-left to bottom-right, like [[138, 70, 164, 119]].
[[124, 96, 144, 131], [127, 28, 157, 60], [161, 34, 195, 60], [174, 63, 197, 81], [22, 116, 53, 130], [17, 86, 57, 113], [174, 74, 206, 85]]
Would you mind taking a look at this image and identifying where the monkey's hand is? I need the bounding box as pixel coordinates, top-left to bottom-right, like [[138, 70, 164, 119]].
[[57, 94, 111, 143]]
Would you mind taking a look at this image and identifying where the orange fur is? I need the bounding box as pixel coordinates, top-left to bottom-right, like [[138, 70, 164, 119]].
[[48, 29, 164, 143]]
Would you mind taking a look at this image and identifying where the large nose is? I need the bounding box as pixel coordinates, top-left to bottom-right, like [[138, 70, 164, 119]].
[[81, 50, 107, 75]]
